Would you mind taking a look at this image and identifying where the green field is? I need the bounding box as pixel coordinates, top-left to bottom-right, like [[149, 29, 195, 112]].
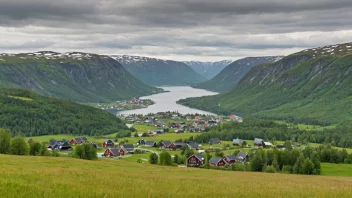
[[1, 155, 352, 198], [321, 163, 352, 177]]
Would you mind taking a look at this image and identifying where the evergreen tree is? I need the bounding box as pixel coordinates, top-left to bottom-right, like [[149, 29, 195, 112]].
[[0, 129, 11, 154], [310, 151, 321, 174], [10, 136, 29, 155], [293, 153, 305, 174], [251, 151, 264, 172]]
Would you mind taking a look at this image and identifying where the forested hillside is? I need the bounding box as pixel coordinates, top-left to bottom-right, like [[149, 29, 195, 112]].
[[111, 55, 207, 85], [0, 52, 162, 103], [0, 88, 128, 136], [179, 42, 352, 125], [192, 56, 283, 92]]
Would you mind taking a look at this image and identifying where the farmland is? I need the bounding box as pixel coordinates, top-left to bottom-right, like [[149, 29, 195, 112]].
[[1, 155, 352, 198]]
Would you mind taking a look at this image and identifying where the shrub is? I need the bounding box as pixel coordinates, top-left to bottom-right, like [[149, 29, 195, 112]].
[[29, 142, 42, 156], [0, 129, 11, 154], [263, 165, 277, 173], [149, 153, 159, 164], [159, 151, 172, 166], [73, 143, 97, 160], [10, 137, 29, 155]]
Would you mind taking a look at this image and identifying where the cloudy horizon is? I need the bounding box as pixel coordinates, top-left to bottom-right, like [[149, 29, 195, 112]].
[[1, 0, 352, 61]]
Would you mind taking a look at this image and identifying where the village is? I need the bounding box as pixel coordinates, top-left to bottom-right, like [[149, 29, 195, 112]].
[[87, 98, 155, 112]]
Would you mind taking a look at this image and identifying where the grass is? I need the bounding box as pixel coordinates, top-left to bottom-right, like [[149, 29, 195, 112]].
[[1, 155, 352, 198], [8, 95, 33, 101], [321, 163, 352, 177]]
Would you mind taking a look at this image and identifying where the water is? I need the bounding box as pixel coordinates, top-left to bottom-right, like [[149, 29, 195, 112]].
[[117, 86, 218, 115]]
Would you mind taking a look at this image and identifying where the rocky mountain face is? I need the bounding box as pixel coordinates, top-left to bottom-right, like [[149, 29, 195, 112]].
[[192, 56, 283, 92], [0, 52, 163, 103], [178, 42, 352, 125], [184, 60, 232, 79], [110, 55, 207, 86]]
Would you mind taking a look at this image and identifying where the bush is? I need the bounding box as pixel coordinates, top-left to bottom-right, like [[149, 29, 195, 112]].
[[159, 151, 172, 166], [149, 153, 159, 164], [51, 150, 60, 157], [29, 142, 42, 156], [73, 143, 97, 160], [0, 129, 11, 154], [263, 165, 277, 173], [10, 136, 29, 155], [281, 165, 292, 173]]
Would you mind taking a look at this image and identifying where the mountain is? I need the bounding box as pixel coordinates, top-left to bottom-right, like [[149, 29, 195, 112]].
[[110, 55, 207, 86], [0, 52, 163, 103], [191, 56, 283, 92], [184, 60, 232, 79], [178, 42, 352, 125], [0, 88, 128, 136]]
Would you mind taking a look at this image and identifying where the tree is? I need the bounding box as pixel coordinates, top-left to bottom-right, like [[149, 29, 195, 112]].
[[149, 153, 159, 164], [134, 132, 139, 137], [10, 136, 29, 155], [272, 158, 280, 171], [302, 159, 314, 175], [29, 142, 42, 156], [159, 151, 172, 166], [185, 149, 195, 158], [284, 140, 293, 151], [0, 129, 11, 154], [251, 152, 264, 172], [293, 153, 305, 174], [39, 142, 49, 156], [173, 154, 179, 164], [310, 151, 321, 174], [263, 165, 277, 173], [73, 143, 97, 160]]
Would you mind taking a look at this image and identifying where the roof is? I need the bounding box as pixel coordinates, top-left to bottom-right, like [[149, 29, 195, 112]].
[[81, 137, 88, 141], [172, 142, 185, 146], [224, 154, 236, 161], [145, 141, 156, 146], [159, 141, 172, 147], [235, 152, 249, 162], [233, 138, 244, 144], [209, 157, 223, 164], [193, 153, 204, 161], [264, 142, 273, 146], [187, 142, 199, 149], [122, 144, 135, 152], [254, 138, 264, 144], [108, 148, 120, 156], [104, 139, 113, 143]]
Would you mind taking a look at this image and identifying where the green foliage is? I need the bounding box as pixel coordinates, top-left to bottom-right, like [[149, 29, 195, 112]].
[[29, 142, 42, 156], [173, 154, 179, 164], [251, 151, 264, 172], [10, 137, 29, 155], [184, 149, 195, 158], [0, 129, 11, 154], [0, 88, 128, 137], [149, 153, 158, 164], [302, 159, 315, 175], [73, 143, 97, 160], [263, 165, 277, 173], [159, 151, 172, 166], [39, 143, 49, 156], [134, 132, 139, 137], [293, 154, 305, 174]]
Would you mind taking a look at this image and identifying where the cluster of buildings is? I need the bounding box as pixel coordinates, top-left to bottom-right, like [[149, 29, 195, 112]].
[[187, 152, 250, 167]]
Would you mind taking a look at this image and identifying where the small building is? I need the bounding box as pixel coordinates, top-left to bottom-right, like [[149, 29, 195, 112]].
[[223, 154, 236, 165], [91, 142, 98, 149], [263, 142, 273, 148], [120, 144, 134, 155], [102, 139, 114, 147], [209, 157, 227, 167], [154, 129, 164, 134], [254, 138, 264, 146], [187, 142, 200, 150], [69, 137, 88, 145], [170, 142, 185, 150], [47, 141, 72, 151], [104, 148, 120, 157], [233, 138, 246, 146], [145, 141, 157, 147], [137, 139, 146, 145], [158, 140, 172, 149], [235, 152, 250, 163], [187, 153, 205, 167], [209, 138, 221, 145]]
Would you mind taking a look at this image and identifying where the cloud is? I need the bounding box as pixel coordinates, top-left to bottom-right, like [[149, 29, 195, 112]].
[[0, 0, 352, 61]]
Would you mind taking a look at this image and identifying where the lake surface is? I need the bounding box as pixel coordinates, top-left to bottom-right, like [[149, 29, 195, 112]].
[[117, 86, 218, 115]]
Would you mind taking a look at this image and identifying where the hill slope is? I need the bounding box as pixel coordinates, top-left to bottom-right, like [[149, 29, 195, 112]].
[[192, 56, 283, 92], [1, 155, 352, 198], [0, 52, 162, 103], [179, 42, 352, 125], [184, 60, 232, 79], [111, 55, 207, 86], [0, 88, 127, 136]]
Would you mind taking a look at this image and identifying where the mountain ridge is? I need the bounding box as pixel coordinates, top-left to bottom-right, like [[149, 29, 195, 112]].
[[184, 60, 233, 79]]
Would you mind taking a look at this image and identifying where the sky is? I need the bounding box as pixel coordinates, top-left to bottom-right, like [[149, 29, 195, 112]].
[[0, 0, 352, 61]]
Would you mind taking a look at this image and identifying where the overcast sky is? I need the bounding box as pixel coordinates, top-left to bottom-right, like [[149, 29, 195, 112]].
[[1, 0, 352, 61]]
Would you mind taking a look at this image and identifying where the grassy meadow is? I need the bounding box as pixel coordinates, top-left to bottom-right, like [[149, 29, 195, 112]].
[[1, 155, 352, 198]]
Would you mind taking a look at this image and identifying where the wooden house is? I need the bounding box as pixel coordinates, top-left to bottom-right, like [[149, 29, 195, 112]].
[[233, 138, 246, 146], [158, 140, 172, 149], [187, 154, 205, 167], [120, 144, 134, 155], [102, 139, 114, 147], [145, 141, 157, 147], [209, 138, 221, 145], [209, 157, 227, 167], [254, 138, 264, 146], [104, 148, 120, 157], [235, 152, 249, 163], [169, 142, 185, 150], [47, 140, 72, 151], [223, 154, 236, 165], [69, 137, 88, 145], [187, 141, 200, 150], [137, 139, 146, 145]]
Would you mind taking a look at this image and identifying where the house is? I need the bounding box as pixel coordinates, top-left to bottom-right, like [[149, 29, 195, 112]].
[[104, 148, 120, 157], [170, 142, 185, 150], [223, 154, 236, 165], [102, 139, 114, 147], [69, 137, 88, 145], [158, 140, 172, 149], [187, 141, 200, 150], [263, 142, 273, 148], [137, 139, 146, 145], [120, 144, 134, 155], [187, 153, 205, 167], [209, 138, 221, 145], [233, 138, 246, 146], [254, 138, 264, 146], [207, 120, 217, 126], [154, 129, 164, 134], [91, 142, 98, 149], [145, 141, 157, 147], [235, 152, 249, 163], [209, 157, 227, 167], [47, 141, 72, 151]]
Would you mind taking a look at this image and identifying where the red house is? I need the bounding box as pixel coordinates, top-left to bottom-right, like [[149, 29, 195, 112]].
[[158, 141, 172, 149], [102, 139, 114, 147], [223, 154, 236, 165], [119, 144, 134, 156], [187, 154, 204, 167], [169, 142, 185, 150], [209, 157, 227, 167], [104, 148, 120, 157], [69, 137, 88, 145]]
